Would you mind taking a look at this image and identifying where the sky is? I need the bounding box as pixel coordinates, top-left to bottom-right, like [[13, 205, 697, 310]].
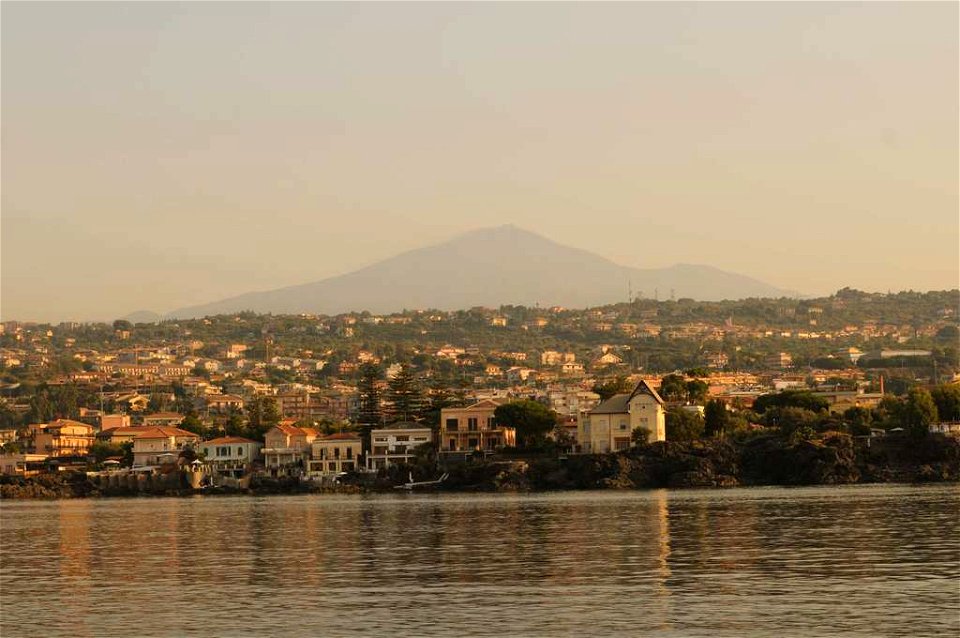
[[2, 2, 957, 323]]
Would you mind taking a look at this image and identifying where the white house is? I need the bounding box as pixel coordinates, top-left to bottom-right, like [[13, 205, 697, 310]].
[[578, 380, 666, 453], [132, 427, 201, 467], [367, 425, 432, 471], [201, 436, 262, 478]]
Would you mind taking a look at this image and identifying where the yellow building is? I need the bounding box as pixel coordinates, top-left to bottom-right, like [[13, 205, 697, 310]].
[[30, 419, 95, 457], [306, 432, 362, 479], [439, 399, 517, 456], [578, 380, 666, 453]]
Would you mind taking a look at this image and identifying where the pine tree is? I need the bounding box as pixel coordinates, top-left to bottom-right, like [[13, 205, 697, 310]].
[[355, 363, 384, 452], [385, 363, 425, 424]]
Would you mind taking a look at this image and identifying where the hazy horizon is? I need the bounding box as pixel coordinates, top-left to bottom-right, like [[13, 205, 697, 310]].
[[3, 2, 958, 322]]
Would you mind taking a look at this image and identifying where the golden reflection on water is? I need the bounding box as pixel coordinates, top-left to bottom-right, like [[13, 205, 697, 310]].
[[2, 486, 959, 638]]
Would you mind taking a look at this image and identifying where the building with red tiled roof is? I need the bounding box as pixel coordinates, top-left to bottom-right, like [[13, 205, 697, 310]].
[[262, 424, 318, 477], [141, 412, 185, 428]]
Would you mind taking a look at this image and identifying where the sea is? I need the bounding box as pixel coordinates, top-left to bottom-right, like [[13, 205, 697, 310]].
[[1, 484, 958, 637]]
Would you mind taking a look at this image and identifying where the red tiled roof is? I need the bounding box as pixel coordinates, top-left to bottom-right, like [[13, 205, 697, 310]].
[[100, 426, 147, 436], [321, 432, 361, 441], [203, 436, 259, 445], [133, 426, 200, 439]]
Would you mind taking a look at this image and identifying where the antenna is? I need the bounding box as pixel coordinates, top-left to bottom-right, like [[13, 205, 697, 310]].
[[670, 288, 675, 301], [654, 288, 659, 302], [628, 280, 633, 304]]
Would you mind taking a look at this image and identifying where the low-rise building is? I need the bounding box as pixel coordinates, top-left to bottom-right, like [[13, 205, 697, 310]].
[[367, 424, 432, 470], [0, 453, 50, 476], [578, 380, 666, 453], [29, 420, 95, 458], [142, 412, 185, 428], [307, 432, 362, 479], [439, 399, 517, 456], [262, 423, 318, 477], [201, 436, 262, 478], [132, 427, 201, 467]]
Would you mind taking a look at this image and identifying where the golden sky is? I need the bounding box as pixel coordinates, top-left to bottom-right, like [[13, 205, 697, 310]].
[[2, 2, 957, 321]]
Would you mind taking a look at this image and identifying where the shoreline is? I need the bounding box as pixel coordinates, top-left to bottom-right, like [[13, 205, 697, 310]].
[[3, 433, 958, 500]]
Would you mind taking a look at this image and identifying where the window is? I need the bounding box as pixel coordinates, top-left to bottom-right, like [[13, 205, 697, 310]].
[[346, 448, 353, 460], [238, 447, 245, 456], [486, 417, 495, 429], [395, 435, 409, 442], [445, 418, 459, 432], [468, 438, 479, 448], [449, 438, 456, 450], [468, 418, 478, 431], [619, 421, 628, 431], [328, 462, 337, 471]]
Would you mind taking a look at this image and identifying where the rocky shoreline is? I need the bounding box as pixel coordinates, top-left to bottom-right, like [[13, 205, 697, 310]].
[[2, 433, 957, 500]]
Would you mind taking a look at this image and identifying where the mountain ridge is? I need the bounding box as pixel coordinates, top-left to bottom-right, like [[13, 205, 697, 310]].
[[163, 225, 799, 319]]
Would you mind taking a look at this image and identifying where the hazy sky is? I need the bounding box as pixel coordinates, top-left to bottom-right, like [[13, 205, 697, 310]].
[[2, 2, 957, 322]]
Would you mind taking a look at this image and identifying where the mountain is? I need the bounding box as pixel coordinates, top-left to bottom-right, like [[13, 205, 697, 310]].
[[165, 225, 797, 319], [123, 310, 163, 324]]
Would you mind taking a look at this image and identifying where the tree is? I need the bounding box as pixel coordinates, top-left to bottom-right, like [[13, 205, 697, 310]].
[[592, 377, 632, 401], [385, 363, 426, 423], [112, 319, 133, 332], [767, 407, 819, 437], [659, 374, 688, 402], [245, 397, 280, 440], [931, 384, 960, 422], [753, 390, 829, 415], [422, 384, 458, 429], [148, 393, 170, 413], [631, 426, 652, 446], [180, 414, 206, 438], [686, 379, 709, 404], [494, 400, 557, 448], [901, 388, 938, 439], [704, 399, 729, 438], [665, 410, 704, 442], [356, 363, 383, 451]]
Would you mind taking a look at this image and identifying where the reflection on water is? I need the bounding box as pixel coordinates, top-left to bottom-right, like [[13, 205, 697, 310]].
[[2, 485, 958, 637]]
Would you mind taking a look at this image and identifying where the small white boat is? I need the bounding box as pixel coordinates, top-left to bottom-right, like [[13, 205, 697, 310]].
[[395, 472, 449, 490]]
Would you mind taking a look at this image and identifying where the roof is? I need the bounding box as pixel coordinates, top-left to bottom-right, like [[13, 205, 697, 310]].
[[133, 426, 200, 439], [590, 394, 631, 414], [590, 380, 665, 415], [143, 412, 184, 419], [203, 436, 259, 445], [272, 423, 318, 437], [207, 394, 244, 402], [319, 432, 362, 441], [48, 419, 94, 429], [372, 422, 432, 432], [100, 426, 146, 436], [628, 379, 665, 406]]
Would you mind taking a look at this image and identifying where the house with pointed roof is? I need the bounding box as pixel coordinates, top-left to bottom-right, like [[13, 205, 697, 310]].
[[578, 380, 666, 453]]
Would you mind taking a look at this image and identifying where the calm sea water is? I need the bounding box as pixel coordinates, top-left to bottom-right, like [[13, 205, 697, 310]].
[[1, 484, 958, 637]]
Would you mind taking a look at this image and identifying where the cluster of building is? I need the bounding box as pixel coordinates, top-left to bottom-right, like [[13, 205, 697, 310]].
[[0, 383, 675, 478]]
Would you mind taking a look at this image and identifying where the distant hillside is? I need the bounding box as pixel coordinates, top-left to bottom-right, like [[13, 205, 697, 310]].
[[123, 310, 162, 324], [165, 225, 798, 319]]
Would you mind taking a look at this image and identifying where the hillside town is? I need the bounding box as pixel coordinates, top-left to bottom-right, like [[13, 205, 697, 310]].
[[0, 289, 957, 486]]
